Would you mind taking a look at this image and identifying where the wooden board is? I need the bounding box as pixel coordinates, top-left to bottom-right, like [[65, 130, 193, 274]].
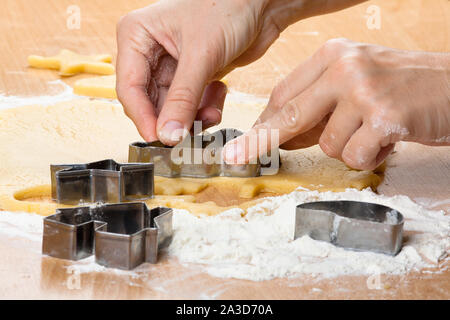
[[0, 0, 449, 299]]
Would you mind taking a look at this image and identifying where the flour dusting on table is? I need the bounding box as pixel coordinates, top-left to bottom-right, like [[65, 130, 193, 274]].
[[0, 188, 448, 281], [168, 188, 449, 280]]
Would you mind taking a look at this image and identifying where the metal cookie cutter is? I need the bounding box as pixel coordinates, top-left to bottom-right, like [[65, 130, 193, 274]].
[[295, 200, 404, 255], [42, 202, 173, 270], [128, 128, 280, 178], [51, 159, 154, 204]]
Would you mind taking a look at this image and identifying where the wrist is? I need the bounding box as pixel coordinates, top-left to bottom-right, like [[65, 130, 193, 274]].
[[263, 0, 368, 31], [262, 0, 307, 31]]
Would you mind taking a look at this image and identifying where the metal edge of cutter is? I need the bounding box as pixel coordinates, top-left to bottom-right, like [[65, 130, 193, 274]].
[[294, 200, 404, 255], [42, 202, 173, 270], [51, 159, 154, 205], [128, 128, 281, 178]]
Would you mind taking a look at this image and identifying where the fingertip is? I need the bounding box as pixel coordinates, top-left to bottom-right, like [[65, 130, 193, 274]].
[[222, 139, 245, 165], [342, 148, 377, 171], [197, 80, 228, 126], [196, 106, 222, 129], [157, 120, 188, 145]]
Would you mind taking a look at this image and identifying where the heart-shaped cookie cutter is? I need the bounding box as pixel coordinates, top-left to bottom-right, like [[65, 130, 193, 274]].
[[295, 200, 404, 255]]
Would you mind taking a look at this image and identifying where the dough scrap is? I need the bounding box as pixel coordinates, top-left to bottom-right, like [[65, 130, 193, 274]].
[[0, 99, 383, 216], [74, 75, 117, 99], [28, 49, 114, 76]]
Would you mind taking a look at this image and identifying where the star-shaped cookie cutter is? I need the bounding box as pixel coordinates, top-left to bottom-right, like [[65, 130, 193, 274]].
[[128, 128, 280, 178], [295, 200, 404, 255], [42, 202, 173, 270], [51, 159, 154, 205]]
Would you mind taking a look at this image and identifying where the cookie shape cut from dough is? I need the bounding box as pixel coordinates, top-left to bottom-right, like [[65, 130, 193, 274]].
[[129, 128, 281, 178], [28, 49, 115, 76], [74, 75, 117, 99], [51, 159, 154, 204]]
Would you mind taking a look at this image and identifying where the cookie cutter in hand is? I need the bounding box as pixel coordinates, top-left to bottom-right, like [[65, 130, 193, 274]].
[[295, 200, 404, 255], [42, 202, 173, 270], [128, 128, 280, 178], [51, 159, 154, 205]]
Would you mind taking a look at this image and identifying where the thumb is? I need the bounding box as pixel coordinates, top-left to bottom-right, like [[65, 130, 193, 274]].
[[156, 52, 214, 145]]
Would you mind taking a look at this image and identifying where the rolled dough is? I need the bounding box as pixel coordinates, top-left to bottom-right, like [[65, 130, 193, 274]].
[[0, 99, 383, 216], [28, 49, 114, 76]]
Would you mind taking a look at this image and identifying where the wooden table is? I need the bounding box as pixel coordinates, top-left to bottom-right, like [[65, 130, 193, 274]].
[[0, 0, 449, 299]]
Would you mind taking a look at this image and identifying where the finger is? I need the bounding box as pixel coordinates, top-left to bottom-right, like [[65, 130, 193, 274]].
[[152, 55, 177, 115], [342, 124, 384, 171], [156, 52, 214, 145], [116, 38, 157, 142], [155, 86, 169, 115], [223, 73, 336, 164], [196, 81, 227, 130], [256, 39, 345, 125], [376, 143, 395, 167], [280, 117, 329, 150], [319, 102, 362, 160]]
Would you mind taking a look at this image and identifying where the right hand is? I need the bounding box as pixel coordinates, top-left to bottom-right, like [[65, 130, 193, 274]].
[[116, 0, 291, 144], [223, 39, 450, 171]]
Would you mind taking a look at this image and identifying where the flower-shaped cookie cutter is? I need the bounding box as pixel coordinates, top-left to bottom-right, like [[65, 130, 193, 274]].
[[42, 202, 173, 270]]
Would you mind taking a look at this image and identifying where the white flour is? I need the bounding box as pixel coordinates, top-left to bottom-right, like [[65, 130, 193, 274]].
[[0, 189, 448, 281], [0, 81, 75, 110], [168, 188, 449, 280]]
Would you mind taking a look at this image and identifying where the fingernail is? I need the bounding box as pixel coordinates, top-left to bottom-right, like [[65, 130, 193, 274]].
[[200, 106, 221, 128], [211, 105, 222, 116], [223, 141, 244, 164], [201, 119, 217, 129], [159, 120, 186, 143]]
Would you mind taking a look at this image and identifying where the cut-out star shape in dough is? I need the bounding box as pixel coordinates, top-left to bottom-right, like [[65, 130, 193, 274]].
[[28, 49, 115, 76]]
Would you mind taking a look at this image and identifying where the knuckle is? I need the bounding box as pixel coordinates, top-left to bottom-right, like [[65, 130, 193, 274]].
[[349, 77, 378, 107], [369, 109, 408, 140], [320, 38, 351, 56], [117, 11, 138, 31], [166, 86, 198, 113], [279, 101, 301, 132], [333, 54, 365, 77], [116, 15, 127, 31], [269, 81, 288, 109]]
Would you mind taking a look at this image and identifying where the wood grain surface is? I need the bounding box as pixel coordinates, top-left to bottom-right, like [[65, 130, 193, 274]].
[[0, 0, 449, 299]]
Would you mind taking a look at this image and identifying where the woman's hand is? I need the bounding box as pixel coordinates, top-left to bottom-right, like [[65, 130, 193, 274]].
[[116, 0, 367, 145], [223, 39, 450, 170], [116, 0, 290, 144]]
